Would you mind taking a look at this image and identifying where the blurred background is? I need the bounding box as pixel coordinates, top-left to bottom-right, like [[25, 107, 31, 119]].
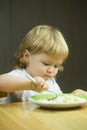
[[0, 0, 87, 93]]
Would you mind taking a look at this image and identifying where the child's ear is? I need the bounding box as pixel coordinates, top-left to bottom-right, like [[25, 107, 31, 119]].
[[24, 50, 30, 57], [23, 50, 30, 63]]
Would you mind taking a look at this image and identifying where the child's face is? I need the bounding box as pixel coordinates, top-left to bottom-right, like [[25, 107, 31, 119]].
[[25, 52, 62, 80]]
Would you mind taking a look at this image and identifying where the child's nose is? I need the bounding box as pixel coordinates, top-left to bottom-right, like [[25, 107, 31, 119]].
[[47, 66, 54, 73]]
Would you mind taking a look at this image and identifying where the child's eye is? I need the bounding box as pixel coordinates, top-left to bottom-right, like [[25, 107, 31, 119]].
[[54, 65, 58, 68], [43, 63, 49, 66]]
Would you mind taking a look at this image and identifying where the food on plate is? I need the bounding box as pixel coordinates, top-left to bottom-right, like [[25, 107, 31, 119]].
[[30, 94, 87, 104]]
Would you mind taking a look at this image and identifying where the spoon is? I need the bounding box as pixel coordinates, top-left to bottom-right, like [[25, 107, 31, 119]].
[[25, 71, 57, 100]]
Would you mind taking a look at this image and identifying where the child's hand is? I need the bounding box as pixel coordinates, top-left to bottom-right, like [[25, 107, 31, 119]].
[[72, 89, 87, 95], [31, 77, 49, 92]]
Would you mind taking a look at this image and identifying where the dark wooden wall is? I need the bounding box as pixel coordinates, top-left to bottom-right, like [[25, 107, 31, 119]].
[[0, 0, 87, 92]]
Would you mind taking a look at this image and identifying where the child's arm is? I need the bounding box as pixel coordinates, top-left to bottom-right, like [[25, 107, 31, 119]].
[[0, 74, 49, 92]]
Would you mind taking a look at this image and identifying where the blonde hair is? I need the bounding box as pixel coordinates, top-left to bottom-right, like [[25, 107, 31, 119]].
[[14, 25, 69, 70]]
